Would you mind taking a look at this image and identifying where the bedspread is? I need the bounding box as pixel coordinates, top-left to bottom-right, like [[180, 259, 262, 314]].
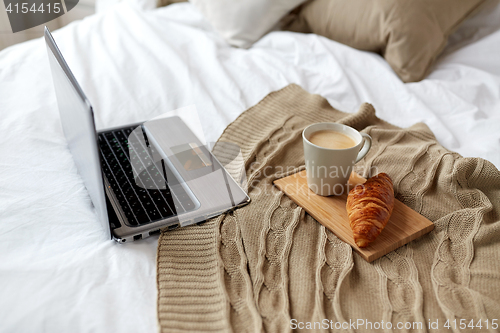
[[157, 84, 500, 333]]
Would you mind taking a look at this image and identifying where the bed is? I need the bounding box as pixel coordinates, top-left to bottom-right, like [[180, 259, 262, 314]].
[[0, 2, 499, 332]]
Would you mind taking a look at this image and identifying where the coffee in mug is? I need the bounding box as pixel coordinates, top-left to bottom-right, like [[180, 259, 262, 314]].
[[303, 123, 372, 196], [308, 130, 357, 150]]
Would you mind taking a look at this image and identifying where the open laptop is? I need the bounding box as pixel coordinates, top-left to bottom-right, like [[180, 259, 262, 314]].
[[44, 27, 250, 243]]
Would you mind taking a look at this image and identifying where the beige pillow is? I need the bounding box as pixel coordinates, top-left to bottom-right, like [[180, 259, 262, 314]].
[[284, 0, 486, 82]]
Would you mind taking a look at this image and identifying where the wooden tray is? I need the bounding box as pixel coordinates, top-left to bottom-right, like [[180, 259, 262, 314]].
[[273, 170, 434, 262]]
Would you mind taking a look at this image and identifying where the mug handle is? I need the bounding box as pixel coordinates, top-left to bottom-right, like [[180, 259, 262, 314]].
[[355, 133, 372, 163]]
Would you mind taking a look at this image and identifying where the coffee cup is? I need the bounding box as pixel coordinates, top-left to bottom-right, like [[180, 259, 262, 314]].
[[302, 123, 371, 196]]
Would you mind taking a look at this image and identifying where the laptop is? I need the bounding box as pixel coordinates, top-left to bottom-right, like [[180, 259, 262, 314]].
[[44, 27, 250, 243]]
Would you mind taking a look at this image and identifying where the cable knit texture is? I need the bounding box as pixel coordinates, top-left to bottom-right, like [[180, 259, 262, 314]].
[[156, 84, 500, 332]]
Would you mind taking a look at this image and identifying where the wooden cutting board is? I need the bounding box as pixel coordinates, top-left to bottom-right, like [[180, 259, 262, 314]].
[[273, 170, 434, 262]]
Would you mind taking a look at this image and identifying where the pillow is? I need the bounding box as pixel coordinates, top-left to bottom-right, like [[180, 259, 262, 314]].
[[446, 0, 500, 53], [189, 0, 306, 48], [284, 0, 486, 82]]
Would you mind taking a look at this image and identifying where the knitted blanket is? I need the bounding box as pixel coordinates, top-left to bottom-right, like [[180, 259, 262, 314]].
[[156, 84, 500, 332]]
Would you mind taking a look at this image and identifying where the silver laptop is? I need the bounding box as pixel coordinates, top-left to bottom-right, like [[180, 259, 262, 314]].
[[44, 27, 250, 243]]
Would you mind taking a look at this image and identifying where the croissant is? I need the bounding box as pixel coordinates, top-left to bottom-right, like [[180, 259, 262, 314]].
[[346, 173, 395, 248]]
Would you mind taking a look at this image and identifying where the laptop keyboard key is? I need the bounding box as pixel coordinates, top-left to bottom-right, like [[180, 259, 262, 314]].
[[157, 203, 174, 218], [146, 208, 161, 221], [136, 211, 151, 225]]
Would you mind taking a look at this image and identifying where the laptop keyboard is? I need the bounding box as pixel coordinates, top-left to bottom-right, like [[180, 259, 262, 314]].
[[98, 126, 196, 226]]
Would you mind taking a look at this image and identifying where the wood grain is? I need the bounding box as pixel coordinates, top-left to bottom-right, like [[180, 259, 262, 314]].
[[273, 170, 434, 262]]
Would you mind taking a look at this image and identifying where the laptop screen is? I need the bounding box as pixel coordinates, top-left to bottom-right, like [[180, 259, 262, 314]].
[[45, 27, 111, 239]]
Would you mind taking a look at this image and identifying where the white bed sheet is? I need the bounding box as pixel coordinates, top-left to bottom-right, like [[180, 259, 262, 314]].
[[0, 3, 499, 332]]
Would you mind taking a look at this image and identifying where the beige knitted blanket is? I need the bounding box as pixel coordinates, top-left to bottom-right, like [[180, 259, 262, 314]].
[[156, 84, 500, 332]]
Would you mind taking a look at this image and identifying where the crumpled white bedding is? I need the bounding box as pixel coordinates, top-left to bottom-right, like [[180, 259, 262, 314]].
[[0, 3, 499, 332]]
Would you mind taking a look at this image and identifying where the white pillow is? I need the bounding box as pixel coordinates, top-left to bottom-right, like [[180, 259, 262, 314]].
[[189, 0, 305, 48]]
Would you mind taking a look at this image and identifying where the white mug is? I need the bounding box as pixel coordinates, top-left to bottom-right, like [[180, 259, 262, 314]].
[[302, 123, 372, 196]]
